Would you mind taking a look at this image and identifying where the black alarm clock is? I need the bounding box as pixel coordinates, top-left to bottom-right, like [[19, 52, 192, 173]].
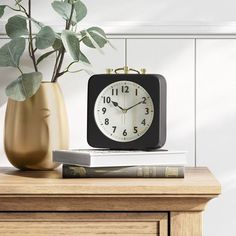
[[87, 68, 166, 150]]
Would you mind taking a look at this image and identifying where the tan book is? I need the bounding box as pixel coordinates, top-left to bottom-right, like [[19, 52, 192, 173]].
[[63, 165, 185, 178]]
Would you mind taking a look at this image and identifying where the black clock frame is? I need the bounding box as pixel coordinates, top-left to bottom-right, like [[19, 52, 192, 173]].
[[87, 74, 166, 150]]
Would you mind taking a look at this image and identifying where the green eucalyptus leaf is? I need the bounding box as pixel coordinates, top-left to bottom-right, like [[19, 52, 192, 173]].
[[51, 1, 76, 22], [6, 15, 28, 38], [35, 26, 56, 49], [74, 0, 87, 22], [53, 38, 63, 50], [0, 37, 25, 67], [89, 28, 115, 49], [14, 14, 44, 29], [5, 72, 42, 101], [37, 50, 56, 65], [81, 27, 108, 50], [0, 5, 6, 18], [61, 30, 80, 60], [79, 51, 90, 64]]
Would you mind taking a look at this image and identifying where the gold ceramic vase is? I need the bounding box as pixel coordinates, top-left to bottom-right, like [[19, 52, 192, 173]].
[[4, 82, 69, 170]]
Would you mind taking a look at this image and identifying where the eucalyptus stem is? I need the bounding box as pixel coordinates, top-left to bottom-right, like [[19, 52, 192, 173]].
[[7, 2, 30, 18], [28, 0, 38, 72], [14, 0, 29, 17], [57, 61, 78, 78], [6, 5, 21, 12], [79, 35, 87, 42], [18, 5, 28, 16], [5, 4, 29, 18], [16, 66, 23, 75], [52, 3, 75, 82], [52, 50, 61, 80]]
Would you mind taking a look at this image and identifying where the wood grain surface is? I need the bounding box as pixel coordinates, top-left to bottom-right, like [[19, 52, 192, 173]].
[[171, 212, 202, 236], [0, 195, 213, 211], [0, 212, 168, 236], [0, 167, 221, 235], [0, 167, 221, 195], [0, 222, 157, 236]]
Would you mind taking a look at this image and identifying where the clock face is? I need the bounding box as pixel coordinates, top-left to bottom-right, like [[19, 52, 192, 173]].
[[94, 81, 154, 142]]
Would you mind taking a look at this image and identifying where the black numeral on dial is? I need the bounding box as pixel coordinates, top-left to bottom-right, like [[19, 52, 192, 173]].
[[141, 119, 146, 126], [133, 126, 138, 133], [123, 129, 127, 136], [145, 108, 149, 115], [103, 96, 111, 103], [121, 86, 129, 93], [112, 126, 116, 133], [105, 118, 109, 125], [102, 107, 106, 114], [112, 88, 118, 96], [142, 97, 147, 104]]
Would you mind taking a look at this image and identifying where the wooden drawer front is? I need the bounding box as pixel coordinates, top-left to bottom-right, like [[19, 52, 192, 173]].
[[0, 222, 157, 235], [0, 212, 168, 236]]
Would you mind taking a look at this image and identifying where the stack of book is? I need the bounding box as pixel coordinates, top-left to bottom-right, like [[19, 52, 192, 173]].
[[53, 149, 187, 178]]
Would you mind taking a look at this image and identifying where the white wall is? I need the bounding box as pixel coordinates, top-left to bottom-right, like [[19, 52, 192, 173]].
[[2, 0, 236, 24], [1, 1, 236, 235], [2, 0, 236, 34], [196, 39, 236, 236], [127, 39, 195, 165]]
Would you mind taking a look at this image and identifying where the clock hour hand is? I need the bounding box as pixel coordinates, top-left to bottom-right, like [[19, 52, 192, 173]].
[[126, 101, 143, 111], [111, 101, 126, 112]]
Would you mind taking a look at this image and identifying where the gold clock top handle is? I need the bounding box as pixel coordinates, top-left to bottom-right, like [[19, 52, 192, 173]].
[[106, 68, 113, 74], [106, 66, 146, 75], [140, 68, 146, 74]]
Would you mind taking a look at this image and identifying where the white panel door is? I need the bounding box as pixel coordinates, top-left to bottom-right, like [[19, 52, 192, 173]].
[[127, 39, 195, 165], [196, 39, 236, 236], [0, 39, 125, 167]]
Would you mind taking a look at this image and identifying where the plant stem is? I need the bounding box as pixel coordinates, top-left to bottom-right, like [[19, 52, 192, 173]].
[[52, 48, 65, 82], [28, 0, 38, 72], [52, 52, 60, 80], [14, 0, 29, 17], [19, 5, 28, 16], [56, 60, 78, 78], [79, 35, 87, 42], [17, 66, 23, 75], [6, 5, 21, 12], [52, 4, 75, 82]]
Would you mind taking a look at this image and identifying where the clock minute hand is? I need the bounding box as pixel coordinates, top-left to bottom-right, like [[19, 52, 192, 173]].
[[126, 101, 143, 112]]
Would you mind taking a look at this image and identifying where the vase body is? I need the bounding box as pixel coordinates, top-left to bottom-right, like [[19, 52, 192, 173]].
[[4, 82, 69, 170]]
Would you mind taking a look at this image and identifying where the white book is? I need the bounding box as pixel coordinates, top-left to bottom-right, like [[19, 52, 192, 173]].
[[53, 149, 187, 167]]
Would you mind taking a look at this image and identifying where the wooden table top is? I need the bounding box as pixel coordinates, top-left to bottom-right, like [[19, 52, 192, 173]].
[[0, 167, 221, 195]]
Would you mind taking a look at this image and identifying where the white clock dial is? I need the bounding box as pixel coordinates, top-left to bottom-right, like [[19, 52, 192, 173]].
[[94, 81, 154, 142]]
